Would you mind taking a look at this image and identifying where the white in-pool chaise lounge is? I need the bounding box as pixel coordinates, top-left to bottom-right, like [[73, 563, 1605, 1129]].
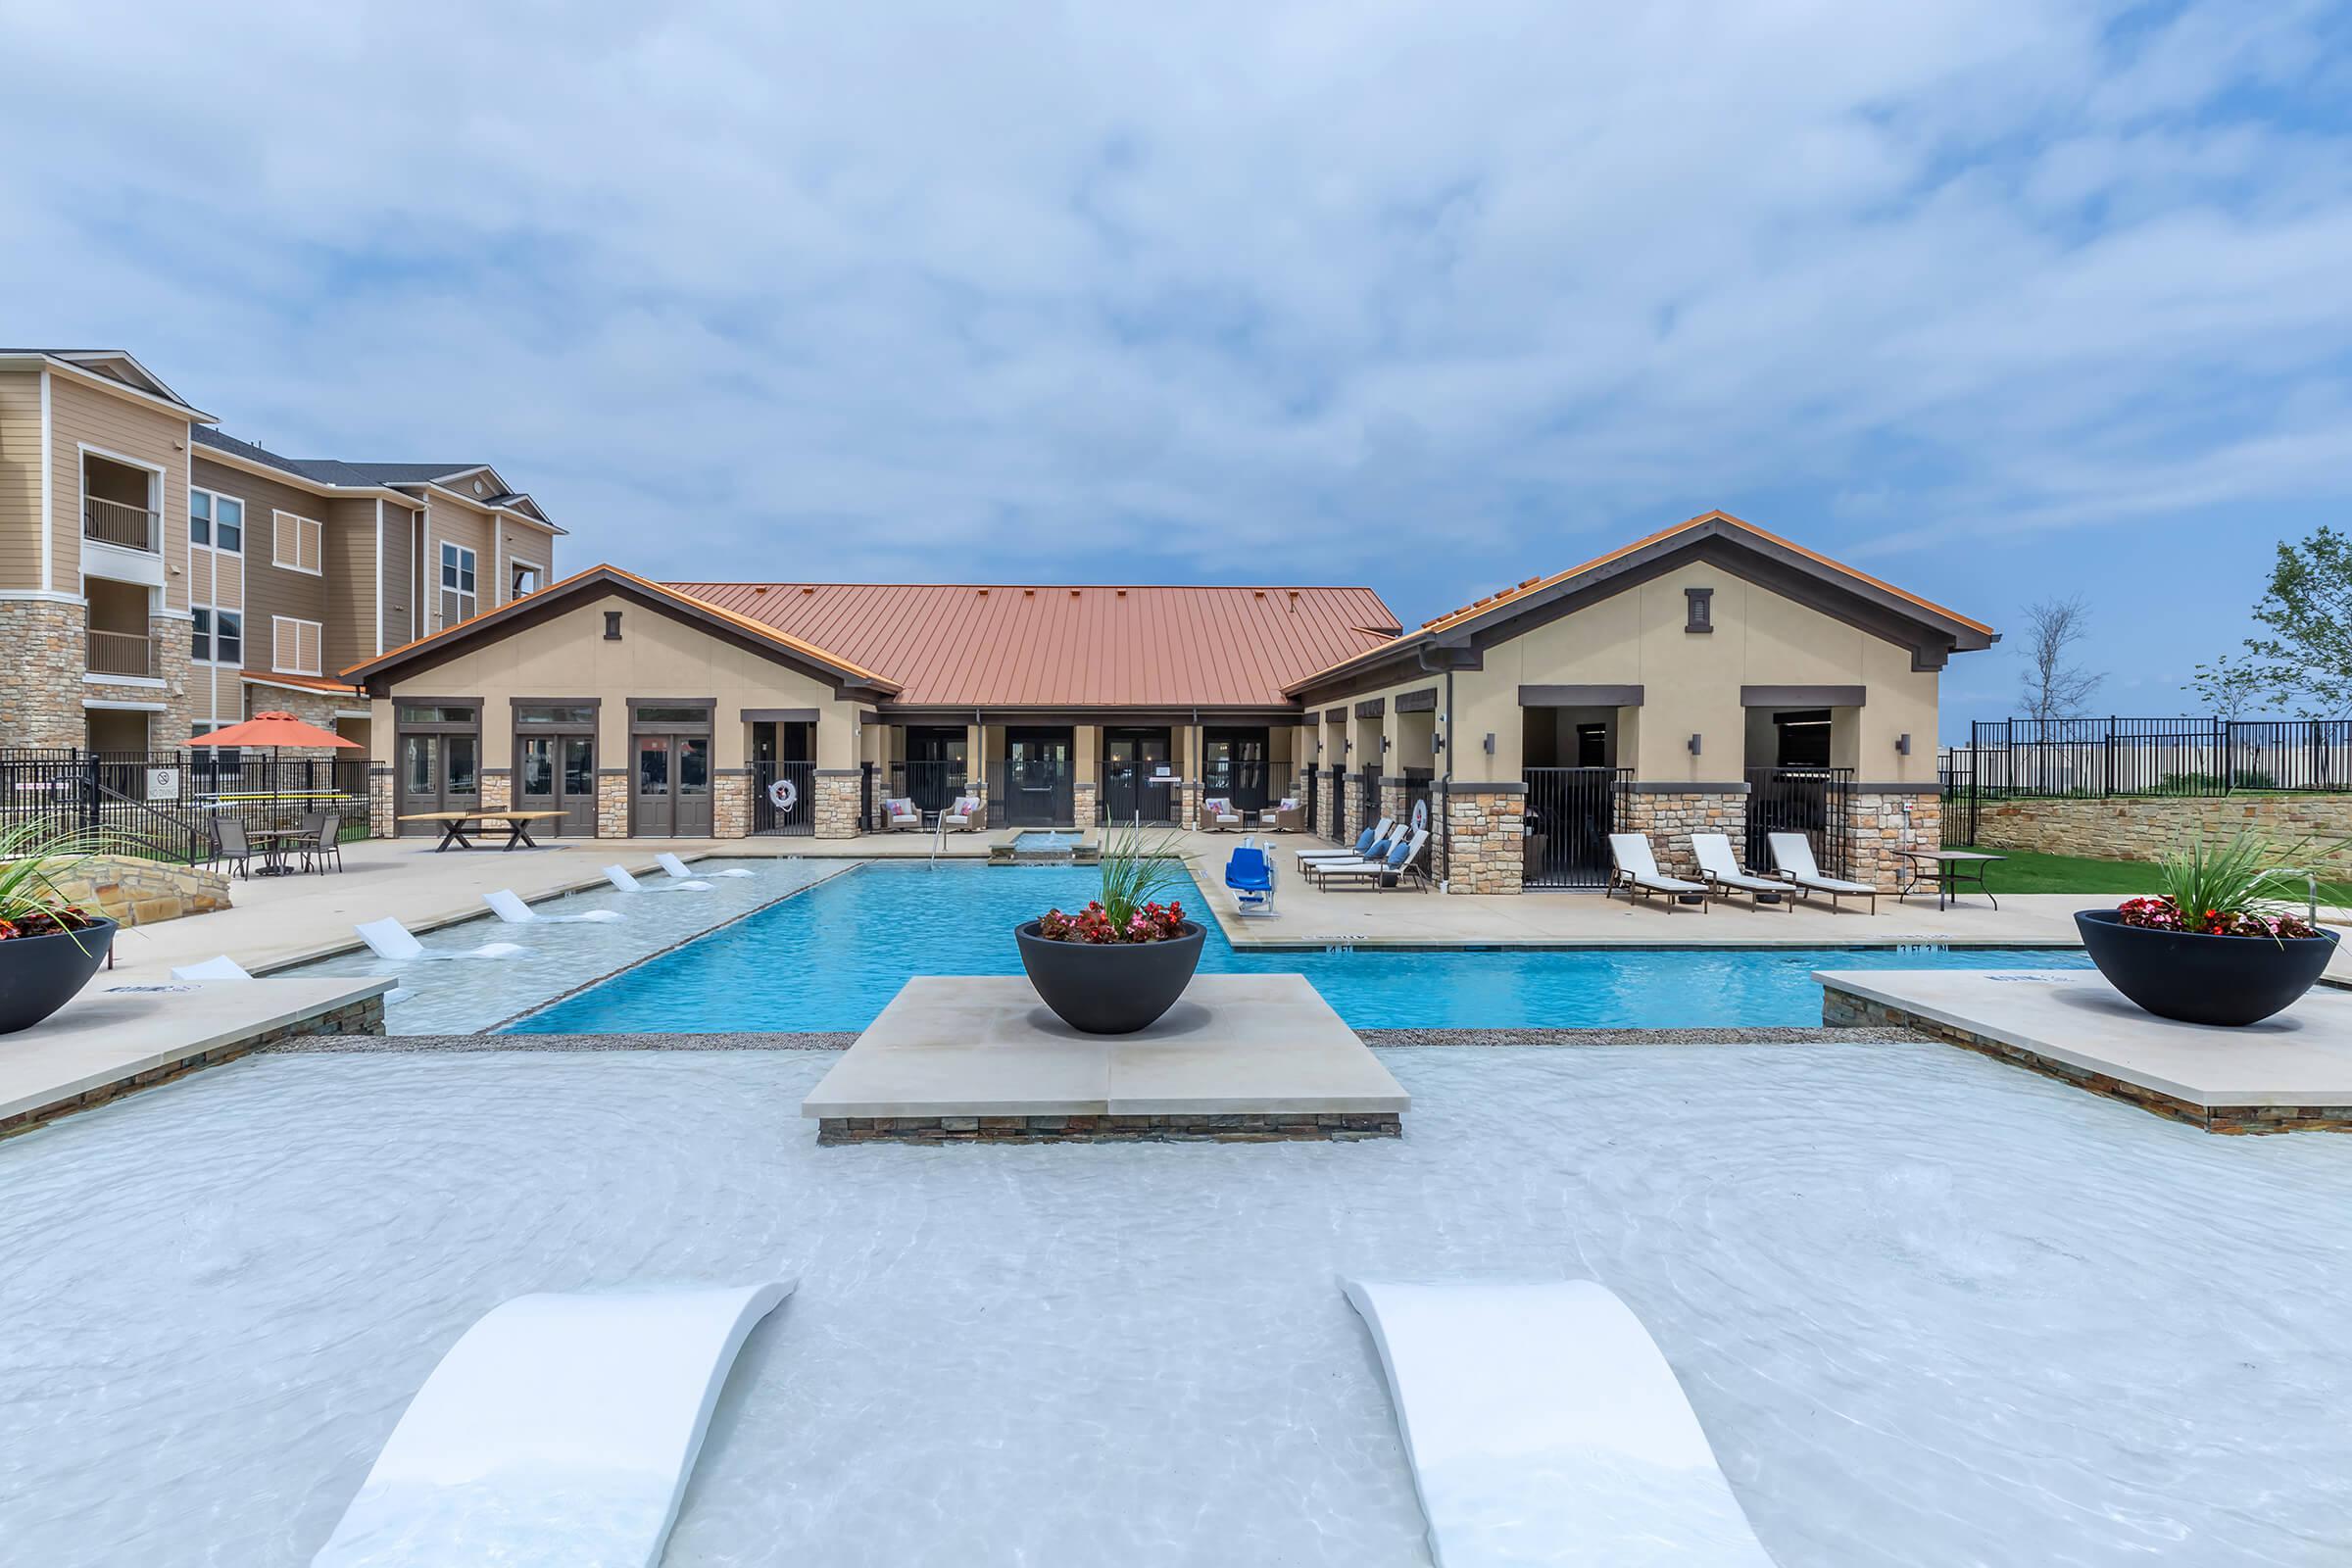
[[1345, 1279, 1777, 1567], [604, 864, 712, 894], [171, 955, 255, 981], [313, 1279, 794, 1568], [1607, 833, 1709, 911], [656, 852, 753, 881], [484, 888, 625, 925], [1296, 818, 1395, 873], [1766, 832, 1880, 914], [1307, 827, 1431, 892], [1690, 833, 1792, 911], [354, 917, 526, 963]]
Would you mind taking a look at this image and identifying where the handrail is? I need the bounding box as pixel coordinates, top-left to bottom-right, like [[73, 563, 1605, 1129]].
[[84, 627, 155, 678], [82, 494, 158, 552]]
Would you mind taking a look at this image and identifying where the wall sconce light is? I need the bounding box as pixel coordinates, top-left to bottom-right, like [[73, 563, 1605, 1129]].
[[1433, 733, 1446, 755], [1483, 732, 1495, 756], [1688, 733, 1702, 757], [1895, 733, 1912, 757], [1382, 735, 1392, 753]]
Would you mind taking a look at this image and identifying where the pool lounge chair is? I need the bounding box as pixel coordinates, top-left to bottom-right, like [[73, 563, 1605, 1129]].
[[1309, 827, 1430, 892], [354, 916, 526, 963], [1767, 832, 1880, 914], [881, 796, 923, 832], [314, 1280, 795, 1568], [171, 956, 254, 981], [1691, 832, 1791, 911], [941, 795, 983, 832], [605, 864, 713, 894], [485, 888, 625, 925], [1296, 818, 1395, 873], [1345, 1279, 1776, 1567], [656, 852, 753, 881], [1607, 833, 1708, 911], [1200, 796, 1243, 832]]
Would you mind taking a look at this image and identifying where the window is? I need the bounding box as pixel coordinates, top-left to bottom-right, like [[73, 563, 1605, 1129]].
[[191, 608, 211, 662], [1685, 586, 1714, 633], [271, 615, 321, 676], [511, 562, 542, 598], [515, 704, 597, 726], [190, 609, 242, 664], [189, 490, 242, 552], [439, 543, 477, 627], [273, 509, 322, 574], [398, 705, 478, 725]]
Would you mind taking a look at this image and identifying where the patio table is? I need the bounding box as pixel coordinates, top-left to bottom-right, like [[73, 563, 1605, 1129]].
[[1896, 848, 2006, 911], [247, 827, 309, 878], [396, 809, 564, 853]]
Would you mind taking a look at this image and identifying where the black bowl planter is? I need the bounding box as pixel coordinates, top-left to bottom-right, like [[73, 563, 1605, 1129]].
[[0, 918, 118, 1036], [1014, 920, 1206, 1035], [2075, 909, 2339, 1028]]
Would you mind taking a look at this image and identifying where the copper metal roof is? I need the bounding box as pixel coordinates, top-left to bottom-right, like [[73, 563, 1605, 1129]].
[[664, 582, 1400, 708]]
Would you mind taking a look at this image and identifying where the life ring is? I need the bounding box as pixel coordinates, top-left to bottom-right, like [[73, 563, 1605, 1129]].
[[766, 776, 798, 811], [1410, 799, 1429, 832]]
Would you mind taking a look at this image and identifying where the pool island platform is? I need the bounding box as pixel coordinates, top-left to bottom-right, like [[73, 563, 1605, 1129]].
[[803, 974, 1408, 1144], [1819, 968, 2352, 1134]]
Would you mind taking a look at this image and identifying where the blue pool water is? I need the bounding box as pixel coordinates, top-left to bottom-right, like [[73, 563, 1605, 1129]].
[[507, 862, 2092, 1032]]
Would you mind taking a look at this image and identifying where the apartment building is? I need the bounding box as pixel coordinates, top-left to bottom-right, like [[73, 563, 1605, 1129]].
[[0, 349, 560, 754]]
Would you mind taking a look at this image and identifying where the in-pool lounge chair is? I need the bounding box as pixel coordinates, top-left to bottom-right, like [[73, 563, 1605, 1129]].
[[1309, 826, 1430, 892], [1691, 832, 1791, 911], [355, 916, 526, 963], [1297, 818, 1394, 874], [657, 852, 752, 881], [171, 956, 254, 981], [881, 797, 923, 832], [1607, 833, 1708, 911], [605, 864, 712, 894], [314, 1280, 795, 1568], [485, 888, 625, 925], [1767, 832, 1880, 914], [1200, 796, 1243, 832], [1345, 1279, 1777, 1567], [941, 795, 983, 832]]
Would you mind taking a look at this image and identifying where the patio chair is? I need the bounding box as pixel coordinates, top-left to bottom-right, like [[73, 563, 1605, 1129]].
[[1767, 832, 1880, 914], [656, 852, 752, 880], [1262, 797, 1305, 833], [881, 797, 923, 832], [485, 889, 625, 925], [299, 812, 345, 875], [1310, 827, 1430, 892], [1225, 840, 1278, 915], [941, 795, 983, 832], [214, 817, 258, 880], [1690, 832, 1790, 911], [1297, 817, 1395, 873], [1607, 833, 1708, 911], [604, 864, 712, 894], [354, 916, 525, 963], [1200, 796, 1243, 832], [171, 956, 254, 981]]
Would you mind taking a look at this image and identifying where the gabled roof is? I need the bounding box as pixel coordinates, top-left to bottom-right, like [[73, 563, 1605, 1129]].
[[1288, 511, 1996, 695], [667, 582, 1402, 709], [344, 564, 901, 695], [0, 349, 214, 419], [192, 429, 561, 530]]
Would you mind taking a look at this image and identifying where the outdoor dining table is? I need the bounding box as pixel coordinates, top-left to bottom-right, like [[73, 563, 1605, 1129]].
[[396, 809, 565, 853], [1895, 847, 2007, 910], [247, 827, 310, 878]]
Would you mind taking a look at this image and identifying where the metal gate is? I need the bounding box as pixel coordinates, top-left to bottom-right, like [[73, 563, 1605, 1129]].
[[1937, 751, 1976, 848], [1522, 767, 1629, 888], [1301, 765, 1318, 837], [1746, 766, 1854, 879], [753, 760, 814, 835], [1101, 761, 1174, 824]]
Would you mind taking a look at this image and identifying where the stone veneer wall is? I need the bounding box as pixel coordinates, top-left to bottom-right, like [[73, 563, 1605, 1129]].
[[1176, 781, 1200, 831], [819, 1111, 1400, 1145], [368, 766, 395, 839], [813, 771, 861, 838], [1316, 769, 1341, 840], [45, 855, 230, 925], [1620, 789, 1746, 880], [0, 602, 86, 747], [1338, 772, 1362, 847], [476, 768, 512, 812], [1443, 786, 1523, 893], [1844, 791, 1939, 889], [714, 772, 751, 838], [596, 771, 630, 837], [1072, 780, 1098, 829], [1975, 792, 2352, 878]]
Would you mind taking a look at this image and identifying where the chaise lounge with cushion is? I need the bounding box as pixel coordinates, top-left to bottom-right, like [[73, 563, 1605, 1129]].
[[1308, 827, 1430, 892]]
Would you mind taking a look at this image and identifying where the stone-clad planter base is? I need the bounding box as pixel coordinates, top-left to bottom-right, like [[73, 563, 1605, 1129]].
[[818, 1111, 1401, 1145]]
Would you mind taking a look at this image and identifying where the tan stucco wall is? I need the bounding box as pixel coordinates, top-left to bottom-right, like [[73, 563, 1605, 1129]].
[[369, 587, 866, 772]]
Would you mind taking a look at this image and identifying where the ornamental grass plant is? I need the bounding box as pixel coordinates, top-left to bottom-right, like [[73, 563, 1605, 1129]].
[[1035, 816, 1194, 944]]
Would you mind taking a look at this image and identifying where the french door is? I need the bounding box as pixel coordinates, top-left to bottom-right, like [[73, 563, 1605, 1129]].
[[1002, 726, 1073, 825], [394, 705, 481, 832], [516, 732, 596, 836], [632, 731, 713, 836]]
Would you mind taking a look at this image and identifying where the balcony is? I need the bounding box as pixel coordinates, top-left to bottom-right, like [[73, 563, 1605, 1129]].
[[85, 627, 157, 679], [83, 494, 159, 553]]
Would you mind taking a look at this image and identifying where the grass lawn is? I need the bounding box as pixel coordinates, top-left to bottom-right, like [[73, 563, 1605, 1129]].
[[1958, 845, 2164, 895]]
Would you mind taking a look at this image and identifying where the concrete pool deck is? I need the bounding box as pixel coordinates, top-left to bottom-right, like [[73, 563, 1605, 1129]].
[[803, 975, 1409, 1143], [1820, 967, 2352, 1133]]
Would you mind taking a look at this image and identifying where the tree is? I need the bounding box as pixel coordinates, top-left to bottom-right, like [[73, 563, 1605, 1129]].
[[2017, 593, 2102, 721], [2243, 523, 2352, 716], [2186, 654, 2275, 720]]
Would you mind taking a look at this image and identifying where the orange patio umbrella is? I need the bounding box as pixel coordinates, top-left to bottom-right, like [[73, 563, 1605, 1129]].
[[186, 710, 360, 818]]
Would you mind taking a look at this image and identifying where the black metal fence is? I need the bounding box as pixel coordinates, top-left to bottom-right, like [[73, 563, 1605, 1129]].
[[1359, 769, 1383, 828], [988, 759, 1071, 828], [1522, 766, 1631, 889], [1746, 765, 1854, 880], [1102, 762, 1177, 825], [751, 760, 815, 836], [1301, 765, 1319, 837], [1963, 716, 2352, 798], [0, 748, 372, 863], [1399, 767, 1435, 838], [1938, 749, 1977, 848]]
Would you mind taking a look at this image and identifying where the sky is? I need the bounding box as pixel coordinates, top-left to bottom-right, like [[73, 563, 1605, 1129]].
[[6, 0, 2349, 738]]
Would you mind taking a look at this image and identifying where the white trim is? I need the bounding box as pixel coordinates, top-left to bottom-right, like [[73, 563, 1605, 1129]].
[[81, 698, 169, 712], [177, 418, 192, 614], [241, 671, 359, 694], [332, 709, 372, 721], [372, 498, 385, 658], [0, 589, 83, 606], [270, 507, 324, 575], [492, 514, 503, 608], [20, 354, 216, 421], [82, 673, 166, 689], [189, 485, 247, 555], [38, 369, 53, 592], [192, 441, 417, 503], [508, 557, 545, 599], [74, 439, 169, 478]]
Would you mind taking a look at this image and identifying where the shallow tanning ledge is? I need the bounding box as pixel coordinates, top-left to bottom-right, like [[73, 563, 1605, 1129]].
[[802, 974, 1408, 1144]]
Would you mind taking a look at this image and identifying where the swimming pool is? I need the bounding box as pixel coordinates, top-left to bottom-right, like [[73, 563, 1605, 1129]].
[[506, 860, 2091, 1032], [5, 1043, 2344, 1565]]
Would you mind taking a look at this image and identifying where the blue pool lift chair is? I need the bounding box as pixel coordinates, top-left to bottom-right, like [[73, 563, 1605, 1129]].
[[1225, 839, 1278, 916]]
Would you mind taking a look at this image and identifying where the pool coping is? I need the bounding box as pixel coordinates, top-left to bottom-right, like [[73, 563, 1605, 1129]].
[[261, 1025, 1936, 1054]]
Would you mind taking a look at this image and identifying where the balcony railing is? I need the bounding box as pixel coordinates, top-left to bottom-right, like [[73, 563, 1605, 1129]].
[[85, 627, 156, 679], [83, 495, 158, 552]]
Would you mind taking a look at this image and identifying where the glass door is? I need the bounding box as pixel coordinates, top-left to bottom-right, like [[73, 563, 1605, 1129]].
[[1201, 726, 1270, 811], [561, 736, 596, 836], [397, 734, 440, 833], [1102, 727, 1173, 823], [633, 735, 674, 836]]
